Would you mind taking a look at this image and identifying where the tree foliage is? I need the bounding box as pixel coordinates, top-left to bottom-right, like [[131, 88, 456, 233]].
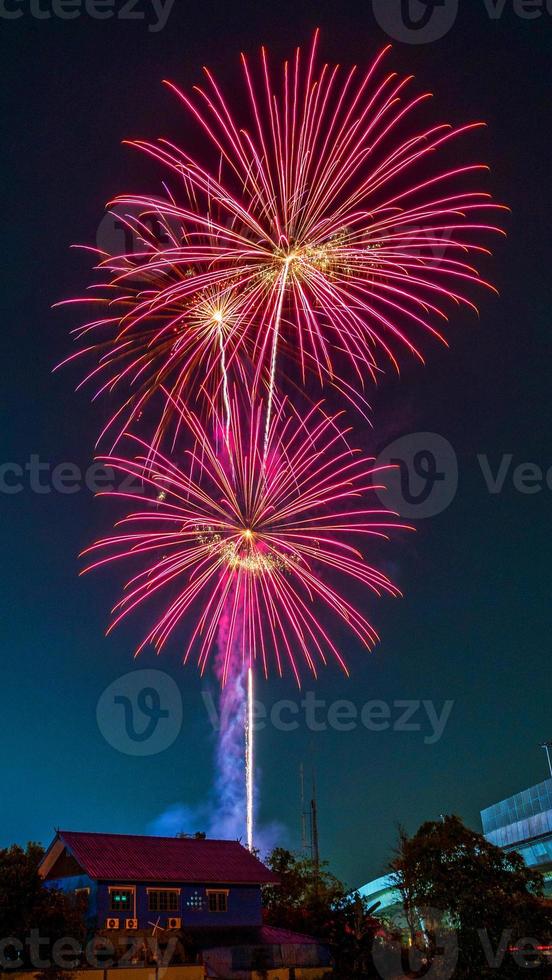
[[391, 815, 552, 978], [263, 847, 346, 935], [0, 842, 87, 969]]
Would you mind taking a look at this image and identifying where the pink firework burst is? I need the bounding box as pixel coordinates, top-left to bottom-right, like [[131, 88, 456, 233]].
[[81, 396, 410, 685], [59, 32, 506, 447]]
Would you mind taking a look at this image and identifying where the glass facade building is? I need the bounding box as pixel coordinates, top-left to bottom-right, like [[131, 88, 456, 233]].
[[481, 777, 552, 894], [357, 777, 552, 924], [357, 874, 405, 926]]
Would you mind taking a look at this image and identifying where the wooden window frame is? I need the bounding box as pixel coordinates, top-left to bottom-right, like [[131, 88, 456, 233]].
[[146, 887, 181, 913], [206, 889, 229, 912], [108, 885, 136, 916]]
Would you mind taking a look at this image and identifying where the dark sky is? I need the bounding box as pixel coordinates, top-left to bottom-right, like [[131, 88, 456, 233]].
[[2, 0, 551, 890]]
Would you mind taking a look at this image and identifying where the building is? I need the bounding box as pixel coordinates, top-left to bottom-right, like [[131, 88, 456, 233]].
[[39, 830, 277, 930], [480, 777, 552, 895], [357, 873, 403, 924], [354, 775, 552, 934], [39, 830, 331, 977]]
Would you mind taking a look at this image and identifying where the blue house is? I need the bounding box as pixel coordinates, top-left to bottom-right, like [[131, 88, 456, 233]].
[[39, 830, 277, 932], [39, 830, 332, 976]]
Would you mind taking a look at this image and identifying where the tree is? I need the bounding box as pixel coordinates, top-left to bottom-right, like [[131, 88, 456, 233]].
[[0, 842, 87, 970], [263, 847, 346, 936], [391, 815, 552, 979], [263, 848, 383, 978], [327, 891, 391, 979], [0, 842, 46, 938]]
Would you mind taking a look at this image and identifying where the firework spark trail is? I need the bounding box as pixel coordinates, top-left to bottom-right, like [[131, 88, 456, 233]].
[[214, 312, 232, 441], [245, 666, 254, 850], [264, 259, 290, 458]]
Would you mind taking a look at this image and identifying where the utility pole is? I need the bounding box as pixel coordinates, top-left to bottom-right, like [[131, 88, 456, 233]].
[[300, 763, 308, 855], [310, 767, 320, 881], [541, 740, 552, 778]]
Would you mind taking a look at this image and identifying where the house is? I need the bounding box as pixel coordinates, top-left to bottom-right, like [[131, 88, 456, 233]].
[[39, 830, 278, 931], [39, 830, 332, 978]]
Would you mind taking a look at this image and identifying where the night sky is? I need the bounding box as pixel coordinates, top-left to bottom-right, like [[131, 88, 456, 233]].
[[2, 0, 551, 890]]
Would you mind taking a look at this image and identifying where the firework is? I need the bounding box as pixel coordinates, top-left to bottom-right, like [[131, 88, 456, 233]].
[[62, 35, 505, 851], [59, 32, 506, 447], [81, 395, 410, 685], [56, 214, 256, 449]]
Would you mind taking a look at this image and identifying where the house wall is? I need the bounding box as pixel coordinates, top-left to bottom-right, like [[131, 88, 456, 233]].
[[95, 882, 263, 929], [202, 944, 331, 979], [1, 966, 205, 980], [45, 874, 262, 930]]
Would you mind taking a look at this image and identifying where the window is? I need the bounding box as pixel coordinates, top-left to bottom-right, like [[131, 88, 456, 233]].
[[207, 890, 228, 913], [109, 888, 134, 915], [148, 890, 180, 913]]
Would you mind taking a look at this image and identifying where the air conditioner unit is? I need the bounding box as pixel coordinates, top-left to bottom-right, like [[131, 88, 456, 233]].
[[125, 918, 138, 930], [167, 917, 181, 930], [105, 918, 120, 930]]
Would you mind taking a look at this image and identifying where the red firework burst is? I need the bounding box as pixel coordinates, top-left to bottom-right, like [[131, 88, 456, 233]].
[[81, 396, 410, 685], [59, 32, 506, 447]]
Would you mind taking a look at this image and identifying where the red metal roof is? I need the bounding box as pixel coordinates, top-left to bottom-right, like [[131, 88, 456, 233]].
[[53, 831, 278, 884]]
